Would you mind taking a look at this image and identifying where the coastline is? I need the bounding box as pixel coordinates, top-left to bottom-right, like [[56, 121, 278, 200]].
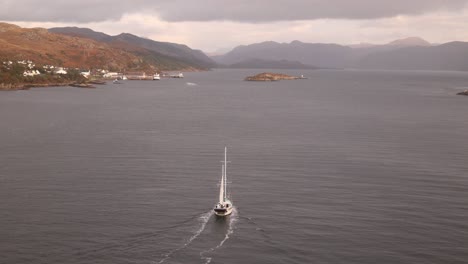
[[0, 68, 203, 91], [0, 82, 94, 91], [1, 82, 68, 91]]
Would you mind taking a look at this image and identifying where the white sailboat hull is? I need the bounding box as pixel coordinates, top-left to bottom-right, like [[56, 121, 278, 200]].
[[214, 200, 233, 216], [214, 208, 232, 216]]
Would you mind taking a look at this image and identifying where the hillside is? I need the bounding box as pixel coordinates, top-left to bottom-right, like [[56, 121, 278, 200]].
[[0, 23, 151, 71], [49, 27, 216, 70]]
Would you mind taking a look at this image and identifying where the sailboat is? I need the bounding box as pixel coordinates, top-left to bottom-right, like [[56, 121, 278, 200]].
[[214, 147, 233, 217]]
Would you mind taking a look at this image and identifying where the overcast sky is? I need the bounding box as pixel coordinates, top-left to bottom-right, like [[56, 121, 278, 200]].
[[2, 0, 468, 53]]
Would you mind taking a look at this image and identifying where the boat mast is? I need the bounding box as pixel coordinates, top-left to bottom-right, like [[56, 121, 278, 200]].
[[219, 164, 225, 203], [224, 147, 227, 201]]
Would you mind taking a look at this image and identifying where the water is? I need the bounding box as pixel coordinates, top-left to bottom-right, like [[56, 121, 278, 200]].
[[1, 69, 467, 264]]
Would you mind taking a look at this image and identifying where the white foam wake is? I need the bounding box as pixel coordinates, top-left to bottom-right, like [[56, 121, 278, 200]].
[[157, 210, 213, 264], [186, 210, 213, 245], [200, 207, 238, 264]]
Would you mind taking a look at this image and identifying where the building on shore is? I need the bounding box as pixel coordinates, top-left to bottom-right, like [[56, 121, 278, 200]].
[[103, 72, 119, 78], [125, 72, 152, 80]]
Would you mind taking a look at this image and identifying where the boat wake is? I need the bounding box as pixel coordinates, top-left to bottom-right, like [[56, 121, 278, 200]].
[[157, 210, 213, 264], [157, 148, 237, 263], [67, 212, 207, 262], [186, 82, 198, 86], [200, 207, 238, 264]]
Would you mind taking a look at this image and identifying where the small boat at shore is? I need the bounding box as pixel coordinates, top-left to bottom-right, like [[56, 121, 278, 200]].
[[153, 73, 161, 80], [214, 147, 233, 217]]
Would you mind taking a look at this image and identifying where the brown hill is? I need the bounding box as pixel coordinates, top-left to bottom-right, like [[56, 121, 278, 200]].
[[49, 27, 217, 70], [0, 22, 153, 71]]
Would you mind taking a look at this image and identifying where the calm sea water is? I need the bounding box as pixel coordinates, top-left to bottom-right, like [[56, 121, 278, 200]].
[[1, 69, 467, 264]]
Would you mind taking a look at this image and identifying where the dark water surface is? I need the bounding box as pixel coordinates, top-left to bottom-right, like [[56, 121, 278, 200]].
[[1, 69, 467, 264]]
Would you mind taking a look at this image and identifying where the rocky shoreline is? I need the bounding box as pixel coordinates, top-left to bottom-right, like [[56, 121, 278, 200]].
[[0, 82, 71, 91], [0, 81, 101, 91], [245, 72, 302, 81]]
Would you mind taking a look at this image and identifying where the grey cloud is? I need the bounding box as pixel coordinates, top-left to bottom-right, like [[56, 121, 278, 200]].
[[158, 0, 468, 22], [1, 0, 148, 22], [1, 0, 467, 23]]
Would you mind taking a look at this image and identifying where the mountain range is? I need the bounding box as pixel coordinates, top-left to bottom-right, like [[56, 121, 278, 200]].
[[0, 23, 143, 71], [49, 27, 216, 70], [0, 23, 215, 72], [214, 37, 468, 71], [2, 21, 468, 72]]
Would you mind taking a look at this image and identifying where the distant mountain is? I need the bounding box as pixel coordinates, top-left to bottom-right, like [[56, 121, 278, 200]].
[[215, 40, 351, 68], [346, 37, 432, 66], [386, 37, 431, 47], [215, 37, 468, 71], [357, 41, 468, 71], [348, 37, 431, 51], [347, 43, 377, 49], [0, 23, 150, 71], [229, 58, 319, 69], [49, 27, 216, 70]]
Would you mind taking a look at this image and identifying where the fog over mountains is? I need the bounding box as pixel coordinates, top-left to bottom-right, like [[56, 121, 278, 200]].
[[214, 37, 468, 71]]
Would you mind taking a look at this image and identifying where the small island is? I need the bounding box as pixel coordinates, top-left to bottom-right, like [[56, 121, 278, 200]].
[[244, 72, 303, 81]]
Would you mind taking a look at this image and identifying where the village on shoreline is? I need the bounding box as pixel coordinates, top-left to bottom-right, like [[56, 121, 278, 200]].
[[0, 59, 185, 90]]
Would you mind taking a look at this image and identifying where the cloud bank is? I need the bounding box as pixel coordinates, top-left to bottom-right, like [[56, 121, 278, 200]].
[[157, 0, 468, 22], [1, 0, 467, 23]]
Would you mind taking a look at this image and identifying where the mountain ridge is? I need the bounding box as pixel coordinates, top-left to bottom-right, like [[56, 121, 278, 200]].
[[0, 22, 217, 72], [214, 37, 468, 71], [0, 23, 150, 71], [49, 26, 216, 70], [218, 40, 351, 68]]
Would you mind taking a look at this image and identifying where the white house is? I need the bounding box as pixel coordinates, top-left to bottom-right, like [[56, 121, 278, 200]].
[[103, 72, 119, 78], [23, 70, 41, 77], [55, 68, 67, 75], [80, 70, 91, 78]]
